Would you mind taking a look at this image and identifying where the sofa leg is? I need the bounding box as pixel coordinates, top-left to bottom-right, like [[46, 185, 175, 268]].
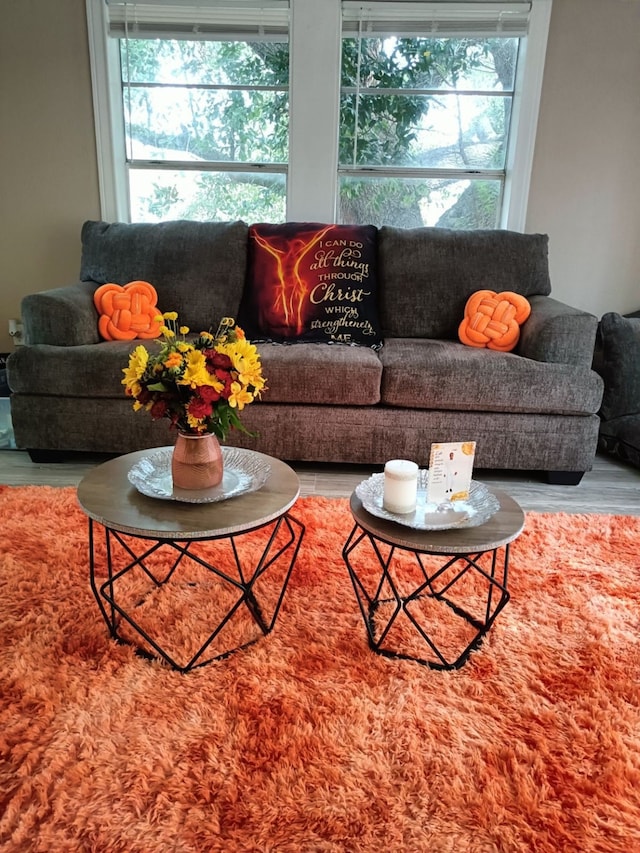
[[28, 449, 65, 463], [545, 470, 585, 486]]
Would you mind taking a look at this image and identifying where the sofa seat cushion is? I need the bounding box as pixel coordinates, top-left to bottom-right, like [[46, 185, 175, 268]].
[[256, 342, 382, 405], [380, 339, 603, 416], [7, 341, 156, 398], [378, 227, 551, 340], [80, 220, 249, 334], [7, 339, 384, 407]]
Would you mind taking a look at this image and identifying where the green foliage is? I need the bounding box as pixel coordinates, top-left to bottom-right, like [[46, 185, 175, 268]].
[[436, 182, 501, 230], [148, 185, 179, 219], [121, 34, 514, 227], [122, 39, 288, 164]]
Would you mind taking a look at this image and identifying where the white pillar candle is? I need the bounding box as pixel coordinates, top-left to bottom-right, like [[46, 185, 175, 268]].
[[383, 459, 419, 514]]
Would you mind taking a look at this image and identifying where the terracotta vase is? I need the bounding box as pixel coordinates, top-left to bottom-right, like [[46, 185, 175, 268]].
[[171, 432, 224, 490]]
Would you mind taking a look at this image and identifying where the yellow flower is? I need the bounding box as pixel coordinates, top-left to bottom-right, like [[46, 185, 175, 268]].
[[228, 381, 254, 411], [126, 381, 142, 399], [163, 311, 178, 321], [178, 350, 223, 391], [130, 345, 148, 375], [186, 413, 206, 431], [177, 342, 192, 353], [122, 345, 148, 392], [179, 326, 189, 335], [217, 338, 262, 387], [218, 338, 265, 392]]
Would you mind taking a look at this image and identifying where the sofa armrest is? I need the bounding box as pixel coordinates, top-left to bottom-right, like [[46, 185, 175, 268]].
[[518, 295, 599, 367], [22, 281, 100, 346]]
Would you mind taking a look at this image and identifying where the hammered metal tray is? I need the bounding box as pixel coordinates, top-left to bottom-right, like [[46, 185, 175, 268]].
[[355, 471, 500, 530], [128, 446, 271, 504]]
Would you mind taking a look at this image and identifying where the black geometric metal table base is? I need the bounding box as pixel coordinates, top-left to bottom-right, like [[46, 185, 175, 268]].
[[89, 513, 304, 672], [342, 524, 510, 670]]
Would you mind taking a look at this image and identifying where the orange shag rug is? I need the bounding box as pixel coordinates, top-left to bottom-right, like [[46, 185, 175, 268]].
[[1, 485, 640, 853]]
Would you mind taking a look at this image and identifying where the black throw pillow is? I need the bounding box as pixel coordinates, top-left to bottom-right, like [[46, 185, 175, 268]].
[[238, 222, 382, 348]]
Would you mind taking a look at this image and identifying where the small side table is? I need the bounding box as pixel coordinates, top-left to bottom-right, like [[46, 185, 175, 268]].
[[342, 487, 524, 670], [77, 448, 304, 672]]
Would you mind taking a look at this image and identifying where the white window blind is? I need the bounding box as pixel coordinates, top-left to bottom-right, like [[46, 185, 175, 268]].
[[342, 1, 531, 38], [106, 0, 290, 39]]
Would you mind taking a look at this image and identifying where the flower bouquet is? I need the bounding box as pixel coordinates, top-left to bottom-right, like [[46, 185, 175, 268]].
[[122, 314, 266, 489], [122, 313, 265, 439]]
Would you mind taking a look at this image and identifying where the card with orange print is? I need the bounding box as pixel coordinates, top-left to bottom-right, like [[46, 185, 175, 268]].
[[426, 441, 476, 504]]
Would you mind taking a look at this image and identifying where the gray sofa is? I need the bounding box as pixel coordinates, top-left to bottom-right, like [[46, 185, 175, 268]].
[[593, 311, 640, 469], [7, 220, 604, 483]]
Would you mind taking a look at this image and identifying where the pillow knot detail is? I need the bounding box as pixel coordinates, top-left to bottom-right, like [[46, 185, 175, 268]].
[[458, 290, 531, 352], [94, 281, 161, 341]]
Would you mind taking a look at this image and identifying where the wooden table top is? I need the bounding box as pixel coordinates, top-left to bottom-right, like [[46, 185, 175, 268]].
[[77, 447, 300, 539], [349, 486, 525, 554]]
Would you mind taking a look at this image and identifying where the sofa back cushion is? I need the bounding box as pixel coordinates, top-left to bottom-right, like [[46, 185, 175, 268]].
[[80, 220, 249, 333], [596, 312, 640, 421], [378, 227, 552, 340]]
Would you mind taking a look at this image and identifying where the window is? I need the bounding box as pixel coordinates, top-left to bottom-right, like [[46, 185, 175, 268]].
[[89, 0, 290, 223], [339, 4, 526, 228], [87, 0, 551, 229], [120, 37, 290, 223]]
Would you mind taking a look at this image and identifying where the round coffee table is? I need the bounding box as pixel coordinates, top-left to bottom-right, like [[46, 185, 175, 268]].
[[77, 447, 304, 672], [342, 486, 525, 670]]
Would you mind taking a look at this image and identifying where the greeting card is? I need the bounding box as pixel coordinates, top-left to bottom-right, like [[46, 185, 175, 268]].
[[426, 441, 476, 504]]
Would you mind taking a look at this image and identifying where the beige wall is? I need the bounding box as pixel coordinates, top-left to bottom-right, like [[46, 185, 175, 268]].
[[0, 0, 100, 352], [526, 0, 640, 317], [0, 0, 639, 352]]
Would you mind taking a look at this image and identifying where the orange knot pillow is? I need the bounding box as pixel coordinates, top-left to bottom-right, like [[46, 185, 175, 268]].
[[458, 290, 531, 352], [94, 281, 162, 341]]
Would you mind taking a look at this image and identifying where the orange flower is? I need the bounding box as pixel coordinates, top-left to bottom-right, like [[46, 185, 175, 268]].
[[164, 351, 183, 369]]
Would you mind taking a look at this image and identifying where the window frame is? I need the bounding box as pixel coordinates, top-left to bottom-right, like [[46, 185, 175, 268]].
[[86, 0, 552, 229]]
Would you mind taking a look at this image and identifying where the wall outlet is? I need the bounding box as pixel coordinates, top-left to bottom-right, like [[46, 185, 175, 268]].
[[8, 319, 23, 346]]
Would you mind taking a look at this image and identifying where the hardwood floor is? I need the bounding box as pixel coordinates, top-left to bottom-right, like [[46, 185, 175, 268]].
[[0, 448, 638, 515]]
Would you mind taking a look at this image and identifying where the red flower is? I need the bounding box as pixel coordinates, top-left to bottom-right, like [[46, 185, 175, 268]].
[[213, 370, 233, 398], [199, 385, 222, 403], [204, 350, 233, 373], [150, 400, 168, 420], [188, 397, 213, 419]]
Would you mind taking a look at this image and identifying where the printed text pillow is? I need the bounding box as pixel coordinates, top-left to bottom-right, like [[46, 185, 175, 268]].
[[94, 280, 162, 341], [239, 223, 382, 347], [458, 290, 531, 352]]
